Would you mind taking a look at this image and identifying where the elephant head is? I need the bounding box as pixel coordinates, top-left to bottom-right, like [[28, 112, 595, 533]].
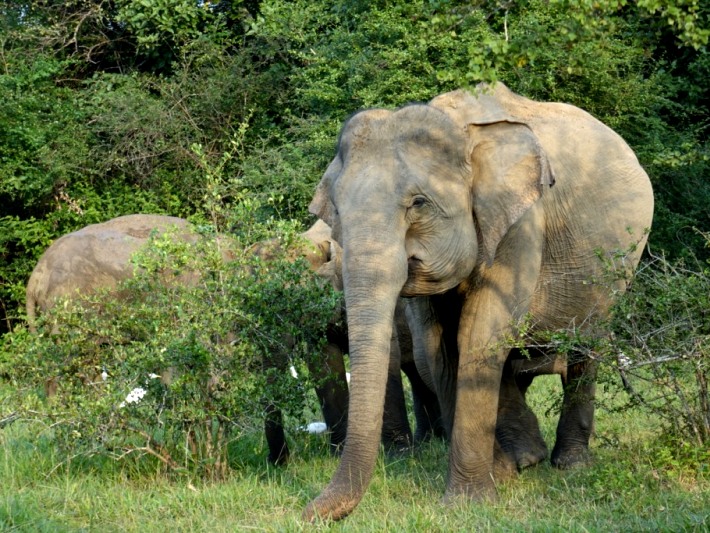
[[303, 82, 652, 521]]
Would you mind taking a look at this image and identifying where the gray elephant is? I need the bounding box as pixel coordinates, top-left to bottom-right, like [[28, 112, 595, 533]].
[[25, 215, 436, 465], [26, 214, 199, 333], [304, 82, 654, 520]]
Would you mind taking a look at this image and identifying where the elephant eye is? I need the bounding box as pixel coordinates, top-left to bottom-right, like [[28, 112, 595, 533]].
[[411, 196, 427, 209]]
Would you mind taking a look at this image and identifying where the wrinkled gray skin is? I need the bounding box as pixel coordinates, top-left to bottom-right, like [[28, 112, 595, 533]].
[[304, 83, 654, 520], [261, 221, 445, 465], [26, 214, 198, 333]]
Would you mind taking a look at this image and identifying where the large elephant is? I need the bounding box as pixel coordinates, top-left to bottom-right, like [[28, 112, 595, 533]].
[[304, 82, 654, 520]]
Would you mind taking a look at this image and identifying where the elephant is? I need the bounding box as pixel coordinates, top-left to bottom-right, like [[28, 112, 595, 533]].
[[25, 215, 439, 464], [303, 82, 654, 520], [26, 214, 200, 333]]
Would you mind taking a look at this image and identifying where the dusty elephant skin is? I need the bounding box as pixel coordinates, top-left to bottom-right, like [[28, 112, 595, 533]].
[[25, 214, 197, 333], [303, 82, 654, 521]]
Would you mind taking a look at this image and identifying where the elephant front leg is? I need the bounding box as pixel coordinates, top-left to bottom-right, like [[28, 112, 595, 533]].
[[446, 347, 515, 502], [381, 325, 413, 452], [311, 342, 349, 454], [264, 403, 289, 465], [401, 359, 445, 442], [444, 251, 544, 501], [406, 294, 461, 439], [551, 354, 598, 468]]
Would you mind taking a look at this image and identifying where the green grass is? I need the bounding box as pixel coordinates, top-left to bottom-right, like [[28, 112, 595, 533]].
[[1, 376, 708, 532]]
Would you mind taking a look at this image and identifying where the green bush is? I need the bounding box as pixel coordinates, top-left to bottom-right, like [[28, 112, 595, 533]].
[[0, 214, 342, 479], [608, 240, 710, 448]]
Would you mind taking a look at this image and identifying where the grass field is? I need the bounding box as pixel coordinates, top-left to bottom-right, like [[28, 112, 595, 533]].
[[1, 375, 708, 532]]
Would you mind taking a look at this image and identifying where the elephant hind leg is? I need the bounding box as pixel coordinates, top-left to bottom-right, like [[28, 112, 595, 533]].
[[551, 355, 597, 469], [496, 358, 548, 470]]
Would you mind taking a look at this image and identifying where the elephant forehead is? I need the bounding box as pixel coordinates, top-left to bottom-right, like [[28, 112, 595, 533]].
[[340, 105, 466, 158]]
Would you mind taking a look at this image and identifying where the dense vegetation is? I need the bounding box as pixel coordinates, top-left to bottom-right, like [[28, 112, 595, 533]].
[[0, 0, 708, 528], [1, 0, 708, 332]]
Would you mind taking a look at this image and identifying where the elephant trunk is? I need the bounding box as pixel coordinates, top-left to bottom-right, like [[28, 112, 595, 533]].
[[303, 228, 407, 521]]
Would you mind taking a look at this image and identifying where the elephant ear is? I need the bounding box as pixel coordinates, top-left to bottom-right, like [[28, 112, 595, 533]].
[[431, 84, 555, 264], [467, 120, 555, 264], [308, 156, 341, 234], [315, 240, 344, 291]]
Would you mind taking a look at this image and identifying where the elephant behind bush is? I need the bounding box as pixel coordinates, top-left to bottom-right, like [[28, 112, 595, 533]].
[[24, 214, 436, 464], [26, 214, 199, 333]]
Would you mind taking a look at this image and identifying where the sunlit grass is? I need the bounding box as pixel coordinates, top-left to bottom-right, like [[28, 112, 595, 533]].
[[1, 377, 708, 532]]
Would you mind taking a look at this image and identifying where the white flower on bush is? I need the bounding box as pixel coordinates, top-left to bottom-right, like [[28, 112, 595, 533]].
[[119, 387, 147, 408], [617, 351, 632, 369]]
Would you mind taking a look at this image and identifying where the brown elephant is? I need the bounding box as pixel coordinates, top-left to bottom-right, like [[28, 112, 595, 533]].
[[304, 82, 654, 520], [26, 214, 199, 333], [25, 215, 438, 464]]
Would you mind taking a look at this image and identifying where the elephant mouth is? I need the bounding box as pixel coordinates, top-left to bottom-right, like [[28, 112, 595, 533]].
[[407, 256, 423, 275], [401, 256, 439, 298], [402, 256, 454, 297]]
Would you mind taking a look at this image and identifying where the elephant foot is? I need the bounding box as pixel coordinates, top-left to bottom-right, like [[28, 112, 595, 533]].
[[414, 419, 447, 443], [382, 430, 414, 457], [443, 444, 514, 505], [502, 437, 548, 470], [515, 447, 548, 470], [496, 416, 548, 470], [267, 446, 289, 466], [442, 478, 499, 505], [550, 444, 592, 469], [384, 441, 414, 458], [493, 439, 518, 481]]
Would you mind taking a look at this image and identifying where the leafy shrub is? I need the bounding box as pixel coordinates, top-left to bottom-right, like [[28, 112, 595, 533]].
[[505, 233, 709, 460], [608, 241, 710, 447], [0, 214, 342, 479]]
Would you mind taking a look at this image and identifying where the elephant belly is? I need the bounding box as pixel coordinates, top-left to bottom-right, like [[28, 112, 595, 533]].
[[528, 223, 624, 335]]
